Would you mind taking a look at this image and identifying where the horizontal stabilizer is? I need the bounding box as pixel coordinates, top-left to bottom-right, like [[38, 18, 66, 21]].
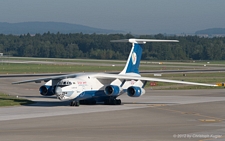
[[110, 38, 179, 44]]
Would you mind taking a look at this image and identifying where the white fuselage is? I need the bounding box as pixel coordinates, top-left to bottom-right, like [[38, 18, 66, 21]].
[[52, 73, 140, 101], [55, 74, 104, 100]]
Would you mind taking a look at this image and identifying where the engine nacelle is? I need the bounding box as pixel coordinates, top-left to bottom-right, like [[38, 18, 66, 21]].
[[104, 85, 122, 96], [127, 86, 145, 97], [39, 85, 55, 96]]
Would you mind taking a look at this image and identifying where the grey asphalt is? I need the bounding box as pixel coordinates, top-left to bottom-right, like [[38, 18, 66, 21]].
[[0, 77, 225, 141]]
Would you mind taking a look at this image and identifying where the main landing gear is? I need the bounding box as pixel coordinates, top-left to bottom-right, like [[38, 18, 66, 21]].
[[70, 99, 97, 106], [70, 98, 122, 107], [104, 99, 121, 105], [70, 100, 80, 107], [79, 99, 96, 105]]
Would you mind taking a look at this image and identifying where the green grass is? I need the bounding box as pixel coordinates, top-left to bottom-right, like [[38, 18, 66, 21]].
[[0, 63, 124, 74], [4, 57, 225, 67], [0, 93, 34, 106], [1, 57, 127, 64], [0, 63, 208, 74], [2, 57, 225, 74]]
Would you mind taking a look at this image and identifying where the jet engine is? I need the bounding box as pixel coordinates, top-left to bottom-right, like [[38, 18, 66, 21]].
[[127, 86, 145, 97], [39, 85, 55, 96], [104, 85, 122, 96]]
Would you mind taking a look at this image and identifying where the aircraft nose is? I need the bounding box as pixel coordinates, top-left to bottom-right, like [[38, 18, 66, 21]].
[[55, 87, 62, 95]]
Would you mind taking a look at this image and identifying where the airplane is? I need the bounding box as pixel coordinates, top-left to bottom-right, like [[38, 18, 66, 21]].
[[12, 38, 218, 106]]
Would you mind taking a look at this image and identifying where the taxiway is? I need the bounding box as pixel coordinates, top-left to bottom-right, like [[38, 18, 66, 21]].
[[0, 77, 225, 141]]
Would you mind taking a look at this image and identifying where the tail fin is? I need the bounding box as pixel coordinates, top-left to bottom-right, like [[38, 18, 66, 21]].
[[111, 38, 179, 75], [120, 42, 143, 74]]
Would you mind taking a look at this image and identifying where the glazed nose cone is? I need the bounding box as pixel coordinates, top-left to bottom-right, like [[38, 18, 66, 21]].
[[55, 87, 62, 95]]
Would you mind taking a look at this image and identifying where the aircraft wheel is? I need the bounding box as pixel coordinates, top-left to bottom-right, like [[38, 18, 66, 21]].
[[70, 101, 74, 106], [113, 99, 117, 105], [104, 100, 110, 105], [90, 100, 96, 105], [116, 99, 121, 105], [104, 99, 120, 105], [79, 100, 86, 105], [70, 101, 79, 107], [75, 101, 80, 107]]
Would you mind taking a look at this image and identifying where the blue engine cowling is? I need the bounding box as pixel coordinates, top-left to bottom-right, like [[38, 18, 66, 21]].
[[104, 85, 121, 96], [39, 85, 55, 96], [127, 86, 145, 97]]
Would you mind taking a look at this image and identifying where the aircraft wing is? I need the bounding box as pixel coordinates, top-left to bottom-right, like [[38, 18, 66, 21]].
[[12, 73, 81, 84], [94, 73, 218, 87], [12, 72, 218, 87]]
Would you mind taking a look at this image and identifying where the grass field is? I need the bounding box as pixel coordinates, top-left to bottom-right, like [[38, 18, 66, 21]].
[[0, 63, 199, 74], [1, 57, 127, 64], [0, 93, 34, 107], [0, 63, 124, 74], [2, 56, 225, 66]]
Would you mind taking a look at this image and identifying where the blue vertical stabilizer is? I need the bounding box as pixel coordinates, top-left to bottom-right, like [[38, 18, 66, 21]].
[[120, 43, 142, 74], [110, 38, 179, 75]]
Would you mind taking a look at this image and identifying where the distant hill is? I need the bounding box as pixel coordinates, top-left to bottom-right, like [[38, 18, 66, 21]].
[[0, 22, 123, 35], [195, 28, 225, 35]]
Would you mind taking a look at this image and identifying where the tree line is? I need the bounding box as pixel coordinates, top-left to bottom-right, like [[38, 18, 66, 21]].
[[0, 32, 225, 60]]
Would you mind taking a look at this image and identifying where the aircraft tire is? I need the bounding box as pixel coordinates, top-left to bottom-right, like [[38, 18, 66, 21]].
[[90, 100, 96, 105], [75, 101, 80, 107], [70, 101, 80, 107], [113, 99, 117, 105], [104, 100, 110, 105], [79, 100, 86, 105], [116, 99, 121, 105], [70, 101, 75, 106]]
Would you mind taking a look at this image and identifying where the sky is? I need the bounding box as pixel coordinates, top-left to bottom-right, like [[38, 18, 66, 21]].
[[0, 0, 225, 34]]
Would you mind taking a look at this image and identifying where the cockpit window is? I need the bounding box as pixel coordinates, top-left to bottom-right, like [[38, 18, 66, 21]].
[[57, 80, 73, 86]]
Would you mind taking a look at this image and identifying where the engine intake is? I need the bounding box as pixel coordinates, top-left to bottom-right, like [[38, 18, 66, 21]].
[[39, 85, 55, 96], [127, 86, 145, 97], [104, 85, 121, 96]]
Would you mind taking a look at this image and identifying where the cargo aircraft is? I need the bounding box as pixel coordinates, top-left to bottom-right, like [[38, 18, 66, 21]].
[[12, 39, 218, 106]]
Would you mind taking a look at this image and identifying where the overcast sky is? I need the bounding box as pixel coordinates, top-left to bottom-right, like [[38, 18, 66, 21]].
[[0, 0, 224, 34]]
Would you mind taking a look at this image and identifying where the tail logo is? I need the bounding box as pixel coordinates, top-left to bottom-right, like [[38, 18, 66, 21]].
[[132, 52, 137, 65]]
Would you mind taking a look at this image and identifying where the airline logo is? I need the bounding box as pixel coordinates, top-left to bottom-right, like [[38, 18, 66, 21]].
[[132, 52, 137, 65]]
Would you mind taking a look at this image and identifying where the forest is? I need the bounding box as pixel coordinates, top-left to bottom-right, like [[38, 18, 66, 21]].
[[0, 32, 225, 60]]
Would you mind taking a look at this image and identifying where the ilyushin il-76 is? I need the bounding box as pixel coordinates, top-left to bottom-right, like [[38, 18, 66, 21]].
[[13, 39, 218, 106]]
